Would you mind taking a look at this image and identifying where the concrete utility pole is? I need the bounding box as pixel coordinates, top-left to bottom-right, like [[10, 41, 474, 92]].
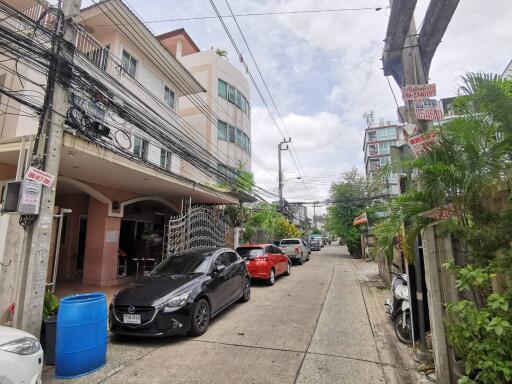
[[277, 138, 291, 212], [14, 0, 82, 336], [312, 202, 317, 229]]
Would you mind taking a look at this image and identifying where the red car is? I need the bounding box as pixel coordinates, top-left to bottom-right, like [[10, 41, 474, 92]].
[[236, 244, 291, 285]]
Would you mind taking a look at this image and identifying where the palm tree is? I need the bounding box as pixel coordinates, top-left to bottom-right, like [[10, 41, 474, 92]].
[[214, 48, 228, 60]]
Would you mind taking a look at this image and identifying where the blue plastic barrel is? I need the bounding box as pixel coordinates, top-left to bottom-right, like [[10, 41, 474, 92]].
[[55, 292, 107, 379]]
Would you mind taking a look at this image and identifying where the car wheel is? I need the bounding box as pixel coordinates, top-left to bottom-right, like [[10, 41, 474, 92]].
[[240, 277, 251, 302], [190, 299, 210, 336], [284, 262, 291, 276], [298, 254, 304, 265], [267, 268, 275, 286]]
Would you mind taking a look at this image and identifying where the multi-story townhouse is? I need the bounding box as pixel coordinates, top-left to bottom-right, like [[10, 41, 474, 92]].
[[362, 120, 405, 196], [158, 29, 252, 179], [0, 0, 238, 323]]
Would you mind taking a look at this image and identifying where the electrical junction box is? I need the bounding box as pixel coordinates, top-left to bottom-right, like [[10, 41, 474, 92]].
[[1, 181, 21, 213], [18, 178, 42, 215]]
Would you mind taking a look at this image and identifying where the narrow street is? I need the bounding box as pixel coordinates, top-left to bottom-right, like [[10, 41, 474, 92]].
[[43, 246, 427, 384]]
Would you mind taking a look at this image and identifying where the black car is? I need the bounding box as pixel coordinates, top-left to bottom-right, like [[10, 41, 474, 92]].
[[109, 247, 251, 337]]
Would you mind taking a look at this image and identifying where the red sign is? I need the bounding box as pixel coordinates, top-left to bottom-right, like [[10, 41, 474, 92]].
[[407, 132, 438, 158], [402, 84, 436, 101], [25, 166, 55, 187], [414, 99, 444, 121], [353, 212, 368, 226]]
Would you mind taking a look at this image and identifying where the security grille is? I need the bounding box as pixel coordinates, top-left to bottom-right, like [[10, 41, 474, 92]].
[[166, 206, 227, 257]]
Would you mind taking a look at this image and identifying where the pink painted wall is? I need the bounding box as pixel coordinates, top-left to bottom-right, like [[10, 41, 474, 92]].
[[54, 194, 89, 280], [83, 197, 121, 286]]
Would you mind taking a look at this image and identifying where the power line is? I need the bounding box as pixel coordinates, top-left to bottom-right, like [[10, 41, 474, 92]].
[[87, 6, 389, 27]]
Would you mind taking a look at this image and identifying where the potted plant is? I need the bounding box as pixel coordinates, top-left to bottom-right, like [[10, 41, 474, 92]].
[[41, 291, 59, 365]]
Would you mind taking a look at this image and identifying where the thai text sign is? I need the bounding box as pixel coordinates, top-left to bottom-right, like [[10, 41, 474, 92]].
[[414, 99, 444, 121], [25, 166, 55, 187], [402, 84, 436, 101], [407, 131, 438, 158]]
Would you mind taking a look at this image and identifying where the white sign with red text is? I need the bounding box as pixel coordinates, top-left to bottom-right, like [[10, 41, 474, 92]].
[[402, 84, 437, 101], [414, 99, 444, 121], [407, 131, 438, 158], [25, 167, 55, 187]]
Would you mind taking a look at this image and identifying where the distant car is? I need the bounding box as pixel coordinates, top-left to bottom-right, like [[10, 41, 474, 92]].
[[0, 325, 43, 384], [309, 237, 321, 251], [279, 238, 309, 265], [110, 247, 251, 337], [236, 244, 291, 285], [302, 238, 312, 255]]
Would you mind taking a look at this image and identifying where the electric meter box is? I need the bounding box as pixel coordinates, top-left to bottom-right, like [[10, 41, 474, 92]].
[[18, 178, 42, 215]]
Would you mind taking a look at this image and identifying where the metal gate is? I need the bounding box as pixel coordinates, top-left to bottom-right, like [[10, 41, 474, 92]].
[[166, 206, 228, 257]]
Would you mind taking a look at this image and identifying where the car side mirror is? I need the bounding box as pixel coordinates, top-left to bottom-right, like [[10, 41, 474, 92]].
[[213, 264, 226, 274]]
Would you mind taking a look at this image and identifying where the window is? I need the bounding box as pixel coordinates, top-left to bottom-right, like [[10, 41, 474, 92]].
[[368, 131, 377, 141], [241, 95, 247, 112], [228, 125, 236, 143], [133, 136, 148, 159], [369, 158, 380, 170], [226, 252, 239, 264], [218, 79, 227, 99], [160, 148, 171, 170], [368, 144, 377, 155], [235, 89, 242, 108], [378, 142, 390, 154], [380, 156, 390, 166], [217, 120, 228, 140], [228, 84, 236, 103], [235, 128, 242, 146], [122, 50, 137, 79], [164, 86, 175, 109], [214, 253, 229, 268], [376, 127, 396, 140]]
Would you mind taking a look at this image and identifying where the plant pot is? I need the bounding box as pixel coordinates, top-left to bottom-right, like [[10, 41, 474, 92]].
[[41, 317, 57, 365]]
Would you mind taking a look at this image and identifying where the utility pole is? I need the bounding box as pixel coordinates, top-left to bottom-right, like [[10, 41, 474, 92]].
[[277, 138, 291, 212], [312, 202, 317, 229], [14, 0, 82, 336]]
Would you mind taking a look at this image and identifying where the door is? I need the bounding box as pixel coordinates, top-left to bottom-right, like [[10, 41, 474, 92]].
[[210, 252, 231, 313], [225, 251, 243, 301], [273, 245, 287, 274], [75, 215, 87, 278]]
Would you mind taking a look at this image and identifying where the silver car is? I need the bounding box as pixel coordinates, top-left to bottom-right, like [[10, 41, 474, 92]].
[[279, 238, 309, 265]]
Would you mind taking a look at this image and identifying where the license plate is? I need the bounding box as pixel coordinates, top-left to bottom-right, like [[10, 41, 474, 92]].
[[123, 313, 141, 324]]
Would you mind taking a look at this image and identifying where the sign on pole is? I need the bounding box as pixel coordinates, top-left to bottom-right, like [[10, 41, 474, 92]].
[[402, 83, 436, 101], [353, 212, 368, 226], [25, 166, 55, 188], [414, 99, 444, 121], [407, 131, 438, 158], [403, 123, 418, 137]]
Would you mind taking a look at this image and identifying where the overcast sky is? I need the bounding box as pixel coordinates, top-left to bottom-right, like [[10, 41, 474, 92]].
[[86, 0, 512, 215]]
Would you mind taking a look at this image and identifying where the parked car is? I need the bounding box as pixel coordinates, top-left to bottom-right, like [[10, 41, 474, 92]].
[[236, 244, 291, 285], [0, 325, 43, 384], [302, 238, 312, 255], [109, 247, 251, 337], [279, 238, 309, 264], [308, 237, 321, 251]]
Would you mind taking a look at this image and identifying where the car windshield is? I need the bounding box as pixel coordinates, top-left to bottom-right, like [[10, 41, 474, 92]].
[[280, 239, 300, 245], [151, 251, 214, 275], [236, 247, 265, 258]]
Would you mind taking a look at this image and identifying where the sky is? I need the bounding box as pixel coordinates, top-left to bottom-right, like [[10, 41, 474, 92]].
[[86, 0, 512, 216]]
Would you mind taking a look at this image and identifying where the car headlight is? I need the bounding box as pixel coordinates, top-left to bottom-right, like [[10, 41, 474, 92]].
[[164, 290, 192, 310], [0, 337, 41, 355]]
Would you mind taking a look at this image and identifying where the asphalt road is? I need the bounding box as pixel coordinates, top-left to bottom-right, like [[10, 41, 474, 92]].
[[43, 246, 426, 384]]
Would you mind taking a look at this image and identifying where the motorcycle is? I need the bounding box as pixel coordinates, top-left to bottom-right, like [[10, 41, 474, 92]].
[[384, 268, 412, 344]]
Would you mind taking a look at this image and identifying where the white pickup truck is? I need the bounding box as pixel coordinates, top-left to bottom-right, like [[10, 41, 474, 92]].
[[279, 238, 309, 265]]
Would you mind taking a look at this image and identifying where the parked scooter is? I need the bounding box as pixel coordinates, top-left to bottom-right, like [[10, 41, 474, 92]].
[[384, 266, 412, 344]]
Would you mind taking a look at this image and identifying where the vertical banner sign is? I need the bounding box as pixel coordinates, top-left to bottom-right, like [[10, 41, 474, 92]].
[[401, 84, 437, 101], [407, 132, 438, 158], [414, 99, 444, 121]]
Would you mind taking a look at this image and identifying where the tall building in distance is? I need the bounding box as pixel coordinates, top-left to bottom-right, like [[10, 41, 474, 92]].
[[503, 59, 512, 79], [158, 29, 252, 182], [362, 114, 405, 196]]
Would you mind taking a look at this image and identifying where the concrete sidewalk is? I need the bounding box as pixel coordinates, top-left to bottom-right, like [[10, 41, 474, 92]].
[[42, 246, 429, 383]]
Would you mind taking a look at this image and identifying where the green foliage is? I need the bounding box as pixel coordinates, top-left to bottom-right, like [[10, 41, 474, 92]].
[[242, 203, 301, 243], [446, 264, 512, 383], [311, 228, 321, 235], [43, 291, 59, 320]]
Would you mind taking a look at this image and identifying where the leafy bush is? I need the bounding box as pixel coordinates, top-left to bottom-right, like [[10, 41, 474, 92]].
[[43, 291, 59, 320]]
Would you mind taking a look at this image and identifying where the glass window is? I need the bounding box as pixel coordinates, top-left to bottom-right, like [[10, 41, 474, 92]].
[[368, 144, 377, 155], [380, 156, 390, 165], [226, 252, 239, 264], [241, 95, 247, 112], [369, 158, 380, 170], [377, 127, 396, 140], [228, 84, 236, 103], [160, 148, 171, 170], [235, 128, 242, 146], [236, 247, 264, 259], [133, 136, 148, 160], [378, 142, 390, 154], [217, 120, 228, 141], [368, 131, 377, 141], [214, 253, 229, 268], [164, 86, 175, 109], [151, 250, 215, 275], [228, 125, 236, 143], [122, 50, 137, 79], [236, 89, 242, 108], [218, 79, 227, 99], [280, 239, 300, 245]]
